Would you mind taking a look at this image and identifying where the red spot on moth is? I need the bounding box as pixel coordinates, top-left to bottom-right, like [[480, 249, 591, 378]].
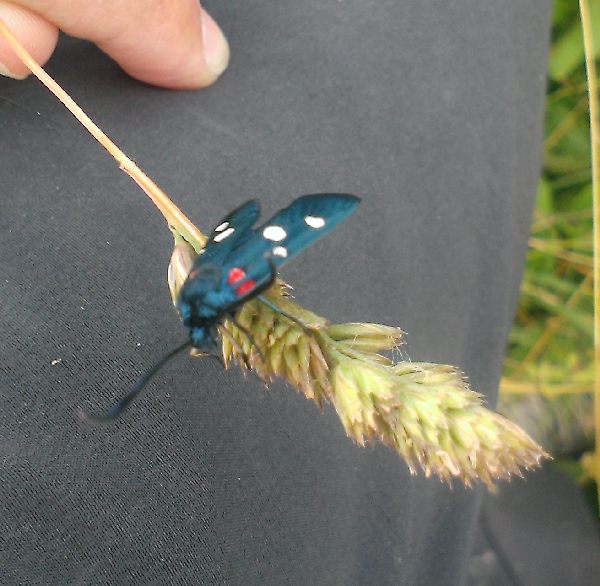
[[235, 279, 256, 296], [227, 267, 255, 296], [227, 267, 245, 284]]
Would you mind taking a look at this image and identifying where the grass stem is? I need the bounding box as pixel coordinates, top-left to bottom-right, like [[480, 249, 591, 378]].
[[578, 0, 600, 510], [0, 19, 205, 249]]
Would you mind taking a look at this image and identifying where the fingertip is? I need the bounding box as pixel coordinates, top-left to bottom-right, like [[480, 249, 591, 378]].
[[0, 2, 58, 79], [95, 3, 230, 90], [167, 6, 229, 89], [200, 8, 229, 82]]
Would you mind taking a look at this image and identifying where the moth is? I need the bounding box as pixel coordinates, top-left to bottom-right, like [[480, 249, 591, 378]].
[[84, 193, 360, 421]]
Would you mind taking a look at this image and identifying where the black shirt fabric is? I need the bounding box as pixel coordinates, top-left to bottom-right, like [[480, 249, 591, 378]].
[[5, 2, 595, 585]]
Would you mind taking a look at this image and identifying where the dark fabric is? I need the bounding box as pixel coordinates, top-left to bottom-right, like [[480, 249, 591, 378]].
[[468, 466, 600, 586], [0, 1, 561, 584]]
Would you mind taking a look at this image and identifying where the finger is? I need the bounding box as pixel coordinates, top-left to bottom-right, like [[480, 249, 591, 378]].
[[0, 1, 59, 79], [3, 0, 229, 89]]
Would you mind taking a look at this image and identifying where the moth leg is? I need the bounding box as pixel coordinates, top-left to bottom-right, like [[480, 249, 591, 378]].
[[257, 294, 313, 336], [210, 332, 226, 366], [190, 346, 224, 367], [218, 323, 257, 371], [255, 258, 314, 334], [221, 318, 266, 366]]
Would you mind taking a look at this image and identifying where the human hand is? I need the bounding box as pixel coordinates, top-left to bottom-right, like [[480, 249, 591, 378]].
[[0, 0, 229, 89]]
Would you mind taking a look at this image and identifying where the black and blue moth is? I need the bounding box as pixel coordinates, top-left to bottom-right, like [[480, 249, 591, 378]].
[[177, 193, 360, 349]]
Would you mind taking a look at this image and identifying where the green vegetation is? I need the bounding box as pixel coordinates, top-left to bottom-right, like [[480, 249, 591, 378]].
[[499, 0, 598, 479]]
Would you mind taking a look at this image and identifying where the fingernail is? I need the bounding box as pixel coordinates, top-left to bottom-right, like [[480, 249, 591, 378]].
[[0, 61, 27, 80], [200, 8, 230, 78]]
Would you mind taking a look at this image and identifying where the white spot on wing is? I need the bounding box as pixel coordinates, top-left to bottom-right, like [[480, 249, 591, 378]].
[[213, 227, 235, 242], [263, 225, 287, 242], [305, 215, 325, 229], [273, 246, 288, 258], [215, 221, 229, 232]]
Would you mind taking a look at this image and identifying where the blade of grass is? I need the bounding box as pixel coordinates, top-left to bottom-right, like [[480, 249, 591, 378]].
[[520, 282, 593, 334], [528, 237, 593, 267], [531, 208, 592, 232], [547, 78, 600, 103], [510, 272, 593, 378], [500, 379, 593, 395], [578, 0, 600, 510], [529, 269, 592, 296], [544, 96, 589, 150]]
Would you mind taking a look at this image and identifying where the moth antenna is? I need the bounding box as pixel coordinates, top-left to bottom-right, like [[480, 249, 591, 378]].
[[79, 340, 192, 423]]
